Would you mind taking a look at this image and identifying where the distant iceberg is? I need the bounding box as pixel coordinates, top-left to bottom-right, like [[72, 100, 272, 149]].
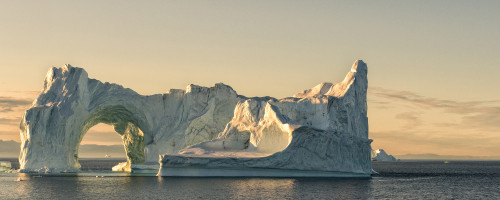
[[19, 60, 372, 177], [372, 149, 398, 162]]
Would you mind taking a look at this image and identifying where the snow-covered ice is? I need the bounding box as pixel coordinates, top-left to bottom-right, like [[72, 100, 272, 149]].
[[19, 60, 372, 177]]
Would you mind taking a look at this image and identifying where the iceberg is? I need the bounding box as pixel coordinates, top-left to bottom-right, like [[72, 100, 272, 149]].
[[19, 60, 372, 177], [159, 60, 371, 177], [0, 161, 12, 172], [372, 149, 398, 161]]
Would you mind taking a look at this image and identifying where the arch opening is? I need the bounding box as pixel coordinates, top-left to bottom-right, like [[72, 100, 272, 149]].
[[78, 124, 127, 170], [76, 105, 148, 172]]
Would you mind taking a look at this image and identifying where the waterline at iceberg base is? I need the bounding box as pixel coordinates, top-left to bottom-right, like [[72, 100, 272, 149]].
[[19, 60, 371, 177]]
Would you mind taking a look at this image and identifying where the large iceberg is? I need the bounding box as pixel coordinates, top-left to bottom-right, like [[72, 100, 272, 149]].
[[19, 60, 372, 177]]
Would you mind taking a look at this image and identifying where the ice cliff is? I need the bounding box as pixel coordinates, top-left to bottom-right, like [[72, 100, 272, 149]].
[[372, 149, 398, 162], [19, 60, 372, 176]]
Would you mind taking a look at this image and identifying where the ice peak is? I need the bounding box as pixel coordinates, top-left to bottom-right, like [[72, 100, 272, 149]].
[[293, 60, 367, 98], [351, 60, 366, 72]]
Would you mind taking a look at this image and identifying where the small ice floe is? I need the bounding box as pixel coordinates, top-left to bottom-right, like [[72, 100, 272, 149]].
[[0, 161, 12, 172], [112, 162, 129, 172]]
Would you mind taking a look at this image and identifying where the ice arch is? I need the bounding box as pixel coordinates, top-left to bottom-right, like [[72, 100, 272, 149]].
[[18, 65, 154, 171], [19, 65, 241, 172], [80, 105, 148, 166]]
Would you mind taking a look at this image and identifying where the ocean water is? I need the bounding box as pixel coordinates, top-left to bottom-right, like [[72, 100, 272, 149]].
[[1, 159, 499, 199]]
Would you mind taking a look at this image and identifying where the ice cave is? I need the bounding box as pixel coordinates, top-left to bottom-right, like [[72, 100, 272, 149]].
[[19, 60, 372, 177]]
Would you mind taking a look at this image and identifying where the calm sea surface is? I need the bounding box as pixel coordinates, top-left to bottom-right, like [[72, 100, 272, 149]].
[[1, 159, 499, 199]]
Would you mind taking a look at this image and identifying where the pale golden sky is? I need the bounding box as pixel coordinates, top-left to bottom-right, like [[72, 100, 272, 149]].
[[0, 1, 499, 156]]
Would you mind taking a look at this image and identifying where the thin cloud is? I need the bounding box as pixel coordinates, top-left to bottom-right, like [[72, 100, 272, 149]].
[[0, 96, 32, 113], [369, 86, 500, 131], [395, 112, 421, 129], [0, 118, 20, 125], [0, 108, 13, 112], [369, 87, 496, 113], [6, 90, 40, 95], [461, 106, 500, 131], [371, 130, 500, 156], [0, 130, 19, 137]]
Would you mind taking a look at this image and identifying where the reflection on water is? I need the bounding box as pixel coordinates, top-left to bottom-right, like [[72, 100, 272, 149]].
[[1, 161, 500, 199], [292, 178, 372, 199], [10, 174, 142, 199], [5, 174, 375, 199], [2, 173, 499, 199], [157, 177, 373, 199], [231, 178, 296, 199]]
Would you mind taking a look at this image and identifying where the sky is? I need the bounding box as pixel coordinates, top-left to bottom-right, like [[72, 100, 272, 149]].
[[0, 0, 499, 157]]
